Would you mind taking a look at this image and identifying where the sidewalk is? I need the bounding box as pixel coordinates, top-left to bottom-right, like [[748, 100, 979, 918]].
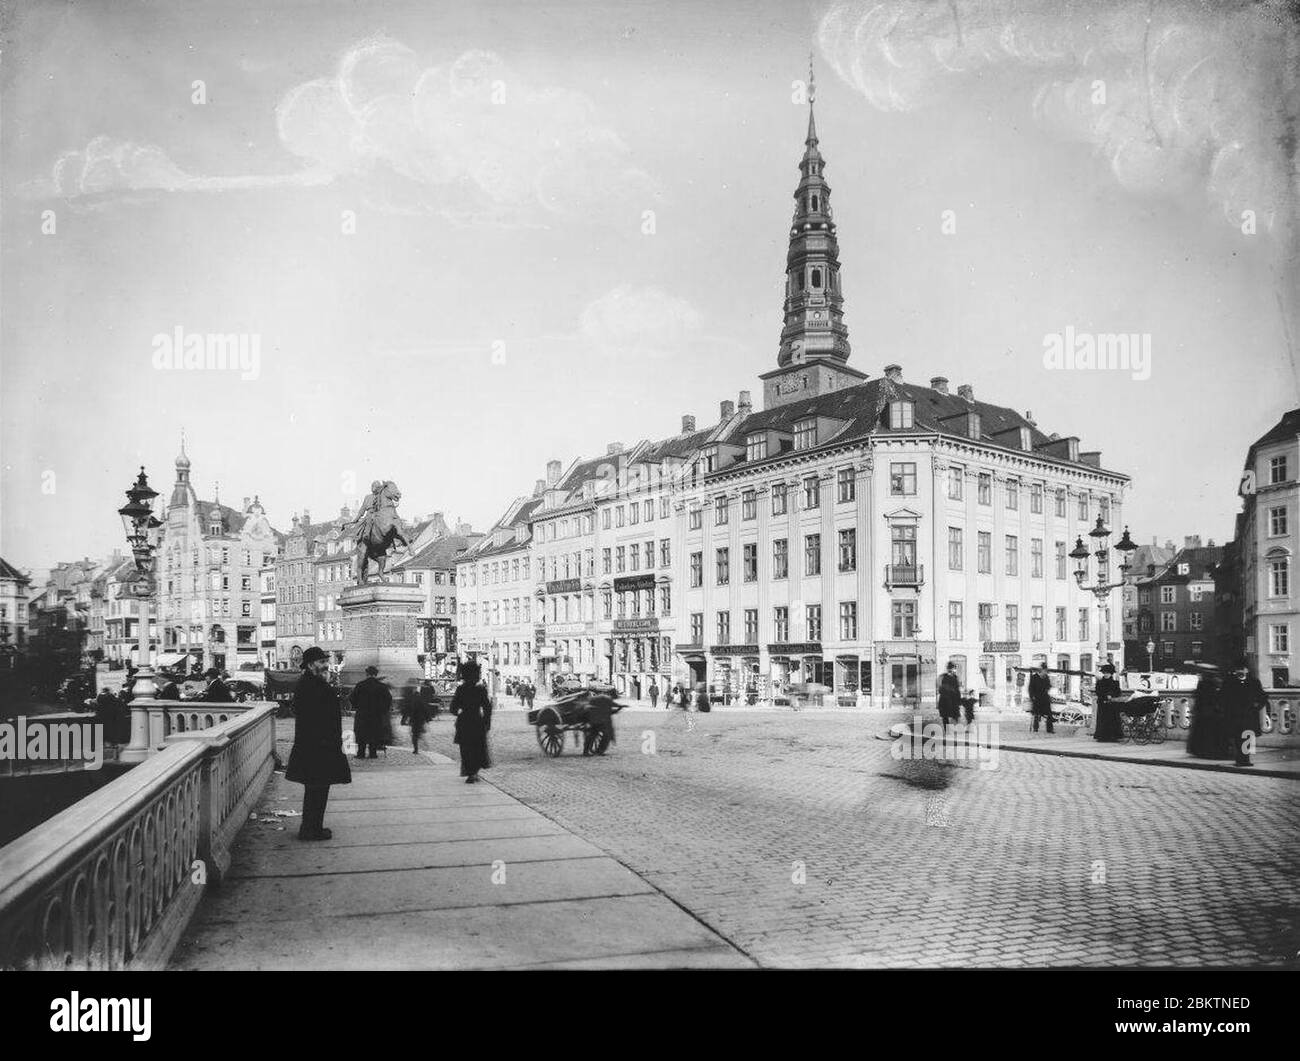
[[170, 743, 754, 970], [883, 722, 1300, 779]]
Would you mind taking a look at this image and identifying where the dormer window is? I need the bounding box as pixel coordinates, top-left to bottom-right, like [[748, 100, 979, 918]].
[[793, 419, 817, 451], [968, 412, 981, 439], [746, 433, 767, 462], [888, 401, 915, 430], [701, 446, 718, 473]]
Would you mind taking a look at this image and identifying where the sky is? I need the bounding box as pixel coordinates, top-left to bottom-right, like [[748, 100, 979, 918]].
[[2, 0, 1298, 577]]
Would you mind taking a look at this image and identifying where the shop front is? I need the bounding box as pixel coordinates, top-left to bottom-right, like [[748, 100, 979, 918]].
[[611, 615, 666, 700], [767, 642, 822, 699], [709, 643, 759, 703], [835, 653, 870, 705], [878, 640, 938, 709]]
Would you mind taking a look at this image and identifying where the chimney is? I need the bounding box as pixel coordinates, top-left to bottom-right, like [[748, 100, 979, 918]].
[[534, 479, 546, 496], [1184, 535, 1202, 549], [884, 363, 902, 382], [1208, 538, 1216, 547], [738, 389, 752, 414], [607, 442, 624, 456], [1024, 410, 1036, 427], [681, 414, 696, 434], [546, 459, 562, 486], [302, 508, 311, 526], [243, 496, 250, 510], [720, 399, 735, 419], [930, 376, 949, 394], [957, 384, 974, 404]]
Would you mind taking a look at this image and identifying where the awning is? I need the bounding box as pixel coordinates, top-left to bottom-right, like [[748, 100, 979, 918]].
[[155, 652, 189, 668]]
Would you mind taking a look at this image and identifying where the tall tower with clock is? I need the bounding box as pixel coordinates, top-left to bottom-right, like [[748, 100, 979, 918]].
[[760, 59, 868, 410]]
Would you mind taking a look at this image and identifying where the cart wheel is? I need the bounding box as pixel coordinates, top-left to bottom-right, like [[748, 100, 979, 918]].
[[588, 728, 611, 756], [535, 708, 564, 757]]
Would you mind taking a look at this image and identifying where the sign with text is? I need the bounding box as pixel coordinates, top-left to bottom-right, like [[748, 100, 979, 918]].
[[545, 579, 582, 595], [983, 641, 1021, 654], [768, 642, 822, 656], [614, 574, 656, 592], [613, 618, 660, 633], [709, 644, 761, 656]]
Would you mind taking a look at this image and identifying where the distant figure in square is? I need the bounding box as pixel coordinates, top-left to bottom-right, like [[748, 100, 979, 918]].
[[937, 661, 962, 729], [1091, 664, 1123, 742], [1028, 662, 1055, 733], [648, 679, 660, 709], [451, 660, 493, 783], [352, 665, 392, 760], [400, 681, 428, 755]]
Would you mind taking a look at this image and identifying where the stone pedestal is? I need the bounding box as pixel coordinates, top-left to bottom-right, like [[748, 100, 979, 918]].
[[338, 582, 426, 689]]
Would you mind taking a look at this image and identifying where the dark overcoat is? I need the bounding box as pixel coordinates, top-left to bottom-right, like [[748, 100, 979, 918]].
[[451, 683, 493, 776], [1092, 676, 1123, 741], [286, 672, 353, 786], [1188, 675, 1230, 758], [1028, 671, 1053, 714], [1219, 674, 1266, 753], [401, 688, 428, 735], [352, 676, 393, 746], [937, 672, 962, 719], [206, 679, 235, 703]]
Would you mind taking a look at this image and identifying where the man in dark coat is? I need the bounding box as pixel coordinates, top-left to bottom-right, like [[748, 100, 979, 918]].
[[286, 646, 352, 840], [1220, 659, 1267, 767], [401, 683, 429, 753], [937, 662, 962, 728], [1028, 662, 1055, 733], [419, 679, 441, 720], [1188, 666, 1229, 759], [204, 669, 235, 703], [351, 665, 392, 759]]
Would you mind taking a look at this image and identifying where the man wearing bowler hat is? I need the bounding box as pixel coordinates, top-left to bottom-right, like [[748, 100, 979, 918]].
[[286, 646, 352, 840]]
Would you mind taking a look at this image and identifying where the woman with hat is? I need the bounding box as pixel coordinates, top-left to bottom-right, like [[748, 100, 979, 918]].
[[450, 660, 492, 783], [1092, 664, 1123, 742], [285, 646, 352, 840]]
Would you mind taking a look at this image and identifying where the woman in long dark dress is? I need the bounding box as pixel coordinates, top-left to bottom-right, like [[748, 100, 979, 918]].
[[1188, 667, 1230, 759], [451, 661, 493, 783], [1092, 664, 1124, 742]]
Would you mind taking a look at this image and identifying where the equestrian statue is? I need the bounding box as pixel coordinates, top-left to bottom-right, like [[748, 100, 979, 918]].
[[348, 480, 412, 584]]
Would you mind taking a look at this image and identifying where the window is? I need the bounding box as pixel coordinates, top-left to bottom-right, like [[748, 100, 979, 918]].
[[804, 534, 821, 576], [660, 497, 670, 519], [660, 585, 672, 616], [1270, 624, 1290, 653], [773, 606, 789, 642], [744, 609, 759, 642], [1031, 484, 1043, 514], [1269, 557, 1290, 597], [977, 532, 992, 574], [891, 524, 916, 569], [629, 503, 639, 525], [890, 463, 917, 496], [948, 527, 963, 570], [701, 448, 718, 473], [616, 507, 625, 527], [716, 496, 729, 525], [839, 602, 858, 640], [746, 433, 767, 462], [806, 605, 822, 641], [1079, 608, 1091, 641], [772, 484, 788, 516], [629, 544, 639, 571], [689, 507, 702, 530], [644, 500, 654, 522], [1270, 507, 1288, 536], [1031, 605, 1044, 642], [978, 604, 994, 641], [804, 476, 821, 509], [689, 613, 703, 644], [1055, 489, 1066, 517], [1078, 495, 1089, 521], [888, 401, 914, 429], [1055, 541, 1067, 580], [1055, 607, 1067, 641], [978, 474, 992, 505], [948, 601, 963, 640], [690, 552, 703, 588], [716, 611, 731, 644], [1160, 585, 1176, 604], [1006, 480, 1019, 510], [1031, 539, 1043, 578], [743, 543, 758, 582], [615, 547, 626, 573], [1270, 455, 1288, 484], [838, 529, 857, 572], [892, 601, 916, 639], [1005, 535, 1019, 576], [1099, 497, 1110, 523], [773, 539, 789, 579], [794, 419, 817, 450], [1005, 605, 1019, 642], [1189, 612, 1203, 631], [1161, 641, 1174, 657], [716, 548, 730, 585], [837, 468, 855, 503], [660, 540, 671, 568], [1191, 641, 1203, 658], [948, 467, 963, 500], [742, 490, 756, 520]]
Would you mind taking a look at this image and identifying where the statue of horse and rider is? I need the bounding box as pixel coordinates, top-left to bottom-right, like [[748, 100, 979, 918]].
[[349, 480, 412, 584]]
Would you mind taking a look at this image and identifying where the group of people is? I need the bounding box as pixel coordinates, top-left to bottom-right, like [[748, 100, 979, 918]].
[[1187, 660, 1267, 766], [507, 678, 537, 708], [286, 649, 495, 841]]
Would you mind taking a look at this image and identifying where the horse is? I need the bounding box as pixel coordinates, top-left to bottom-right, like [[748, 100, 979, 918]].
[[353, 483, 411, 583]]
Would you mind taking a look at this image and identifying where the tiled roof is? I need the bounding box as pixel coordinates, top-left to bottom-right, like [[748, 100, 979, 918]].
[[0, 557, 29, 582], [1152, 546, 1223, 583], [397, 534, 479, 569], [1248, 408, 1300, 458]]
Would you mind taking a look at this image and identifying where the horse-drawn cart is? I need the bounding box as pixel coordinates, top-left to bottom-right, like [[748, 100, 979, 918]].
[[527, 690, 623, 757]]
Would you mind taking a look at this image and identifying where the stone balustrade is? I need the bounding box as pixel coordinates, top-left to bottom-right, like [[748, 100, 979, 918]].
[[0, 703, 277, 970]]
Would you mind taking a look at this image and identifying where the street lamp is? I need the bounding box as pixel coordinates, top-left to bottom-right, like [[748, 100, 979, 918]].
[[1070, 520, 1138, 680], [1146, 638, 1156, 672], [118, 467, 163, 761]]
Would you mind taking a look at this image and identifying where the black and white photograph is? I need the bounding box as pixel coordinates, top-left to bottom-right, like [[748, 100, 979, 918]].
[[0, 0, 1297, 1009]]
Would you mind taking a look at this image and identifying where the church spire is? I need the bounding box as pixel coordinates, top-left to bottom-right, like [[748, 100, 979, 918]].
[[776, 52, 851, 368]]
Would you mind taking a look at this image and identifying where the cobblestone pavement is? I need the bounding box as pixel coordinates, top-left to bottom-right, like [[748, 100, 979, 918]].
[[419, 708, 1300, 968]]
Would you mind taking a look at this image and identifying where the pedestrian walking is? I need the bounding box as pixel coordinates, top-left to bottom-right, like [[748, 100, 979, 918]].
[[1028, 662, 1055, 733], [1220, 658, 1267, 767], [419, 678, 440, 721], [694, 682, 710, 713], [937, 661, 962, 729], [285, 646, 351, 841], [352, 665, 391, 759], [451, 660, 493, 783], [525, 681, 536, 710], [1188, 665, 1230, 759], [1092, 664, 1123, 742], [648, 679, 660, 709], [400, 682, 429, 754]]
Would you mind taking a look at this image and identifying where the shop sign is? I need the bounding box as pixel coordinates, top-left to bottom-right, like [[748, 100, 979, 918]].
[[614, 574, 656, 592], [546, 578, 582, 594], [710, 644, 760, 656], [983, 641, 1021, 654], [613, 618, 660, 633], [768, 642, 822, 655], [548, 622, 590, 635]]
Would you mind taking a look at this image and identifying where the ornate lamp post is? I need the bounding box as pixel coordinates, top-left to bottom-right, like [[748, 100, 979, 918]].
[[1069, 520, 1138, 681], [118, 467, 163, 762]]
